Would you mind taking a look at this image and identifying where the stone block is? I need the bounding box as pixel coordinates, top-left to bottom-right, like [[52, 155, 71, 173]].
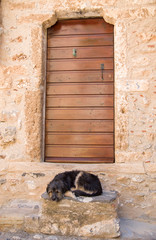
[[0, 200, 41, 231], [28, 191, 120, 239], [144, 163, 156, 173], [0, 159, 8, 172], [0, 126, 16, 145], [0, 193, 120, 238], [0, 179, 7, 185], [24, 90, 42, 160]]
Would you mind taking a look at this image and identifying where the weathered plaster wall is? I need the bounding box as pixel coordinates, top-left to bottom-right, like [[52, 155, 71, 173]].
[[0, 0, 156, 223]]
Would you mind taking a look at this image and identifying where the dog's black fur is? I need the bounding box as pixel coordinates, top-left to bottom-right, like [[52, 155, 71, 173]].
[[46, 170, 102, 202]]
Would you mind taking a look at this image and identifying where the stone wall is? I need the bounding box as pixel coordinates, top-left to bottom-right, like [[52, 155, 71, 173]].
[[0, 0, 156, 224]]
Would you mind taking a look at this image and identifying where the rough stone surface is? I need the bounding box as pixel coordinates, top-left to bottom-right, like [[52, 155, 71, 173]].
[[0, 0, 156, 163], [120, 218, 156, 240], [1, 218, 156, 240], [0, 0, 156, 235], [41, 191, 117, 203], [28, 192, 119, 239], [0, 200, 41, 231], [0, 193, 120, 239], [0, 162, 156, 222]]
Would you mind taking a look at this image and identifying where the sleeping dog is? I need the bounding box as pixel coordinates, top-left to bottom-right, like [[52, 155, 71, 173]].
[[46, 170, 102, 202]]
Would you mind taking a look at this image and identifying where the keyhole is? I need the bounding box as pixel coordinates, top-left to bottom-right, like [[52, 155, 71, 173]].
[[73, 48, 77, 57]]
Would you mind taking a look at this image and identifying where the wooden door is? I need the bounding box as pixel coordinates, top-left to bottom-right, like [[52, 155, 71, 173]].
[[45, 18, 114, 163]]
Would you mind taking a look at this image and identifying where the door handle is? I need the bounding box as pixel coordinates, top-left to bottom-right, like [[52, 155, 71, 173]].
[[101, 63, 104, 80]]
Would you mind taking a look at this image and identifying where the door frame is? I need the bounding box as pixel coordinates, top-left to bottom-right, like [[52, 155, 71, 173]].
[[43, 17, 115, 163]]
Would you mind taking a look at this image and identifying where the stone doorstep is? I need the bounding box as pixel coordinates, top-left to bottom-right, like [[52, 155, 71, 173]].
[[0, 191, 120, 239]]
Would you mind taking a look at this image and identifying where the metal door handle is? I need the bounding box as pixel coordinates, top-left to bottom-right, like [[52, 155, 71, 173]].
[[101, 64, 104, 80]]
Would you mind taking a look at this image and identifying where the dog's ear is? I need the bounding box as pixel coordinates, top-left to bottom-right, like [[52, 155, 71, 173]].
[[61, 180, 69, 193], [46, 183, 50, 193], [57, 180, 68, 193]]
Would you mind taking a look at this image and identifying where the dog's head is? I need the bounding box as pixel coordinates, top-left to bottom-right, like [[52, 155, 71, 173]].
[[46, 180, 65, 202]]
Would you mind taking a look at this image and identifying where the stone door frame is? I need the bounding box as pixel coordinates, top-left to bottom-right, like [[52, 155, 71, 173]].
[[27, 10, 127, 163]]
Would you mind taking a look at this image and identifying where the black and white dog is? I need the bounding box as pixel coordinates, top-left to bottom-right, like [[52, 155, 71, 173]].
[[46, 170, 102, 202]]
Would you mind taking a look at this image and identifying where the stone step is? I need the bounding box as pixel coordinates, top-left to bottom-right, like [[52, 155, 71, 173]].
[[0, 200, 41, 231], [28, 191, 120, 239], [0, 191, 120, 239], [1, 219, 156, 240]]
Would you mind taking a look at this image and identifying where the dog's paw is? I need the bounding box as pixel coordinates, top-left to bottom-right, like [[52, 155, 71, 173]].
[[72, 190, 79, 197], [64, 191, 76, 199]]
